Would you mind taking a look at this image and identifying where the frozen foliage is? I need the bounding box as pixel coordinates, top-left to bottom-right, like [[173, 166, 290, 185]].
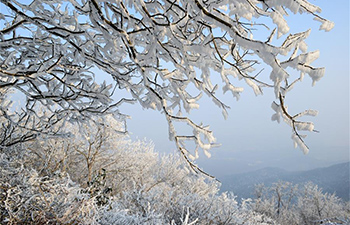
[[0, 150, 100, 224], [1, 108, 348, 224], [0, 0, 334, 166], [253, 181, 350, 225], [1, 117, 277, 225]]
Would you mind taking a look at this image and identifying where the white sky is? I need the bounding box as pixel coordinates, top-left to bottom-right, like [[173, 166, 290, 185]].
[[118, 0, 349, 176]]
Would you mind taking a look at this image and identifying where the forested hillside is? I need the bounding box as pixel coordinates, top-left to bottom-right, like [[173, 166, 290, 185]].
[[220, 162, 350, 201]]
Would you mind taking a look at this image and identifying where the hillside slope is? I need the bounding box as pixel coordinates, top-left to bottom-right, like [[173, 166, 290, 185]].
[[219, 162, 350, 201]]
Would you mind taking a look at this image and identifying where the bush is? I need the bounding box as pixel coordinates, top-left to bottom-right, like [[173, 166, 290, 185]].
[[1, 119, 274, 224], [252, 181, 350, 224]]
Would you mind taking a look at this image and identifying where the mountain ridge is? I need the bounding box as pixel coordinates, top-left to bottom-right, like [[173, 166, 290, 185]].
[[219, 161, 350, 201]]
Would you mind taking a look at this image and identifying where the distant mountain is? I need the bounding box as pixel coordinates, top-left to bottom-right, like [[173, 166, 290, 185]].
[[219, 162, 350, 201]]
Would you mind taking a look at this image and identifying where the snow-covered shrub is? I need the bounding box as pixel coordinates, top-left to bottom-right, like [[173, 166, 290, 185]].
[[3, 112, 348, 224], [0, 151, 100, 224], [297, 182, 350, 224], [0, 114, 276, 224], [252, 181, 350, 225]]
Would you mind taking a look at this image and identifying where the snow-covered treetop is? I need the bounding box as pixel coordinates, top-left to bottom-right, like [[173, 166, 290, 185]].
[[0, 0, 333, 172]]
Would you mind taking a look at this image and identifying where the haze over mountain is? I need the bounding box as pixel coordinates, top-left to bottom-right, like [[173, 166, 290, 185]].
[[219, 161, 350, 201]]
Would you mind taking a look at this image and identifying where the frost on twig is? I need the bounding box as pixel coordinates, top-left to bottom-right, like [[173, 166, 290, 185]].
[[271, 94, 319, 154]]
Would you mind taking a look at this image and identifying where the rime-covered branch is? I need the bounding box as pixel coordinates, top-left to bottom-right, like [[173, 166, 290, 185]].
[[0, 0, 333, 166]]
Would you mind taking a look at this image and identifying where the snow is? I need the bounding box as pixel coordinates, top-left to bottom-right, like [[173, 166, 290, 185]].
[[314, 17, 335, 32]]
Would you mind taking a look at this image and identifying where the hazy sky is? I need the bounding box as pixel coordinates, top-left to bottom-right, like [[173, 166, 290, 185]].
[[118, 0, 349, 176]]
